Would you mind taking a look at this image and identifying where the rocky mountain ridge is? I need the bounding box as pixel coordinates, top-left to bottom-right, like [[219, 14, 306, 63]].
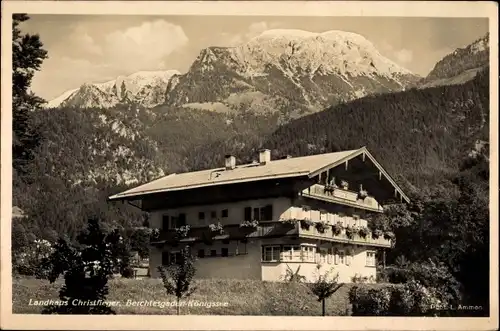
[[419, 33, 489, 88], [45, 70, 180, 109], [46, 29, 420, 117]]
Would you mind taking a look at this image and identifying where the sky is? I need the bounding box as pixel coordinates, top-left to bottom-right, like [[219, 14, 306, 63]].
[[21, 15, 489, 101]]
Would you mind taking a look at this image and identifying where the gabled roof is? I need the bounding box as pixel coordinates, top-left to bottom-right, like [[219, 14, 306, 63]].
[[108, 147, 410, 203]]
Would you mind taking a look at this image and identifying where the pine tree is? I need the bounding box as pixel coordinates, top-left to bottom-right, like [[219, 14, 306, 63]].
[[42, 218, 129, 314], [12, 14, 48, 175]]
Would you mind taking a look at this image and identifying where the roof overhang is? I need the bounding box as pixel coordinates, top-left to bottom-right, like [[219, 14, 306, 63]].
[[108, 171, 310, 202], [308, 147, 410, 204], [108, 147, 410, 205]]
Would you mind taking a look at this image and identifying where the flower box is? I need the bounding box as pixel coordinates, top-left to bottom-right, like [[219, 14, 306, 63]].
[[208, 222, 224, 235], [240, 220, 259, 228]]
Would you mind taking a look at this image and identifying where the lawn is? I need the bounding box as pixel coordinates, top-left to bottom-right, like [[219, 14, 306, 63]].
[[11, 275, 381, 315]]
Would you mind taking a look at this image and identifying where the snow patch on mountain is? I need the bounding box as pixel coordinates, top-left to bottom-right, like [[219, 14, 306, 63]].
[[46, 70, 181, 109], [234, 29, 414, 80], [45, 88, 79, 108]]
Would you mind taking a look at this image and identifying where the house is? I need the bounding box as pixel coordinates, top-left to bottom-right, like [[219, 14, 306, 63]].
[[12, 206, 26, 219], [108, 147, 409, 283]]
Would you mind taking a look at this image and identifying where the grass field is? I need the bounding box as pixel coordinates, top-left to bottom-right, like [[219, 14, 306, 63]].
[[11, 276, 385, 315]]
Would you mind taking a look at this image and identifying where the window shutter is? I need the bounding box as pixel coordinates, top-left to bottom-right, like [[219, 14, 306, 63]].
[[178, 213, 186, 227], [334, 252, 339, 265], [162, 215, 170, 229], [244, 207, 252, 221], [327, 248, 333, 264]]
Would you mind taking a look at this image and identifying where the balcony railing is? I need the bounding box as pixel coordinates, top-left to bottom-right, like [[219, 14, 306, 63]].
[[301, 184, 384, 212], [151, 220, 391, 248], [150, 221, 299, 244], [298, 222, 391, 247]]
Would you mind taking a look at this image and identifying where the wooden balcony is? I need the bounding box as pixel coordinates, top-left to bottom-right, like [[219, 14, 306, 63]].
[[301, 184, 384, 212], [151, 220, 391, 248], [298, 223, 392, 248], [150, 221, 298, 245]]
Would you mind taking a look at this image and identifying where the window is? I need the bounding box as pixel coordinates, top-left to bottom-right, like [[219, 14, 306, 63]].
[[210, 249, 217, 257], [262, 246, 280, 262], [244, 207, 252, 221], [177, 213, 186, 227], [197, 249, 205, 258], [319, 248, 328, 264], [327, 248, 334, 264], [168, 251, 182, 265], [337, 250, 345, 264], [210, 211, 217, 219], [302, 245, 316, 262], [245, 205, 273, 221], [221, 209, 228, 218], [346, 249, 353, 266], [171, 216, 178, 228], [161, 251, 169, 265], [281, 245, 301, 261], [221, 248, 229, 257], [366, 251, 376, 267], [262, 205, 273, 221], [198, 212, 205, 220], [162, 215, 170, 229]]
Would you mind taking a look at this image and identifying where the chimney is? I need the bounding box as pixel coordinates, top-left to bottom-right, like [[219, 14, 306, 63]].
[[259, 149, 271, 165], [225, 155, 236, 170]]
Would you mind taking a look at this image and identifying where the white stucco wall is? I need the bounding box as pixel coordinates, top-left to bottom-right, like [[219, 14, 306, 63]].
[[261, 244, 376, 283], [149, 240, 262, 279]]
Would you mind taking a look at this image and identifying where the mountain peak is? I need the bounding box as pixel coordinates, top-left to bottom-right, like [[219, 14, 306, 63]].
[[251, 29, 373, 45], [46, 69, 181, 109], [421, 32, 489, 87]]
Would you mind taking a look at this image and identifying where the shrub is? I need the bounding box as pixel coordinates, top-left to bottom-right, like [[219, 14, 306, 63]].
[[349, 284, 393, 315], [331, 222, 343, 236], [121, 267, 135, 279], [157, 245, 197, 315], [282, 264, 306, 283], [383, 231, 395, 240], [307, 265, 343, 316], [345, 226, 357, 239], [240, 220, 259, 228], [175, 225, 191, 238], [300, 219, 314, 230], [358, 226, 369, 238], [371, 229, 383, 239], [12, 239, 54, 277], [351, 274, 370, 283], [208, 222, 224, 235], [315, 221, 327, 233], [41, 218, 129, 314]]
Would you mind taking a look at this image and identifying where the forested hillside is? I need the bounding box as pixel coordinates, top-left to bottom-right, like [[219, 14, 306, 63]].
[[263, 68, 489, 193], [12, 104, 278, 245]]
